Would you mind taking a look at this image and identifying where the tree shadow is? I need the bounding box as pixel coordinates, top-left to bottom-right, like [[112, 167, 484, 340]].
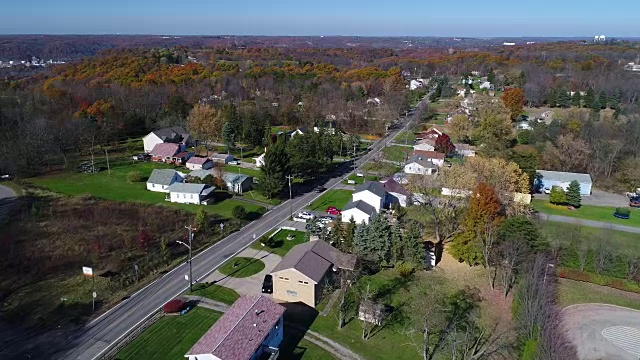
[[245, 211, 262, 221]]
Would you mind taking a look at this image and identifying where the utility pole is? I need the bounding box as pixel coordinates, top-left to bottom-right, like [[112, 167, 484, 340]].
[[177, 226, 196, 292], [353, 143, 357, 175], [285, 175, 294, 219], [543, 263, 555, 284], [104, 149, 111, 174]]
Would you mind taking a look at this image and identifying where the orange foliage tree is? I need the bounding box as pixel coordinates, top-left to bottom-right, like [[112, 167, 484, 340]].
[[501, 88, 525, 120]]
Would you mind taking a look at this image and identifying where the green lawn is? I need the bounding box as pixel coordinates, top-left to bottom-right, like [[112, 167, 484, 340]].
[[188, 283, 240, 305], [281, 339, 337, 360], [223, 164, 261, 178], [360, 162, 402, 176], [28, 162, 265, 217], [557, 278, 640, 311], [393, 130, 417, 144], [309, 189, 353, 211], [219, 257, 265, 278], [343, 174, 379, 185], [538, 221, 640, 257], [532, 199, 640, 228], [114, 307, 222, 360], [382, 145, 411, 163], [252, 229, 307, 257], [240, 190, 282, 206]]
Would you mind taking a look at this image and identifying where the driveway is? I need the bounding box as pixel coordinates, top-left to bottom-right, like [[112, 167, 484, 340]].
[[534, 189, 628, 207], [0, 185, 17, 225], [562, 304, 640, 359], [203, 248, 282, 296], [537, 214, 640, 234]]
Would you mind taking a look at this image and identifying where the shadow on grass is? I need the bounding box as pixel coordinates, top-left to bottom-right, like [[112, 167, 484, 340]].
[[279, 302, 319, 360], [245, 211, 262, 221]]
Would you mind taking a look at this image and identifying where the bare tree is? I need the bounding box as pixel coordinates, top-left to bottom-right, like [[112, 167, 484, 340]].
[[575, 242, 590, 272], [627, 256, 640, 280], [593, 241, 613, 275], [497, 237, 529, 297], [358, 284, 376, 340], [336, 268, 360, 329], [480, 219, 500, 289]]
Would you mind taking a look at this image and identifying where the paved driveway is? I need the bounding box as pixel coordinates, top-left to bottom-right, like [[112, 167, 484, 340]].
[[562, 304, 640, 359], [535, 189, 628, 207], [203, 248, 282, 296]]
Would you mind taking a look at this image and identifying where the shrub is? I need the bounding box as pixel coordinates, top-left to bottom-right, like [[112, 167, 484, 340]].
[[395, 261, 415, 278], [614, 207, 630, 217], [195, 208, 207, 229], [127, 171, 143, 183], [162, 298, 185, 313], [232, 205, 246, 220]]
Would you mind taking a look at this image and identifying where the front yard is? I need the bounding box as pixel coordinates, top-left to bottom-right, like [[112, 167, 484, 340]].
[[252, 229, 307, 257], [382, 145, 411, 163], [532, 199, 640, 228], [188, 283, 240, 305], [218, 257, 266, 278], [343, 174, 379, 185], [309, 189, 353, 212]]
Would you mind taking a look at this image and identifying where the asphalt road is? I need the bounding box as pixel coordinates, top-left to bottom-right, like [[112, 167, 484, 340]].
[[57, 97, 429, 360], [537, 213, 640, 234]]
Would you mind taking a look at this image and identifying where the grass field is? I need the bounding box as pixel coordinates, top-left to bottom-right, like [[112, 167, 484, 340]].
[[308, 189, 353, 211], [538, 221, 640, 256], [393, 130, 417, 144], [343, 174, 379, 185], [360, 162, 402, 176], [188, 283, 240, 305], [114, 307, 222, 360], [382, 145, 411, 162], [532, 199, 640, 228], [218, 257, 265, 278], [29, 162, 265, 217], [557, 278, 640, 311], [252, 229, 307, 257], [223, 164, 261, 178], [281, 339, 337, 360]]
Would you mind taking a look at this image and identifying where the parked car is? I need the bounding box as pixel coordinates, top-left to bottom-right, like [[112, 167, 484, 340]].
[[297, 211, 315, 220], [326, 206, 341, 215], [228, 160, 240, 165], [314, 186, 326, 193], [319, 215, 334, 223], [0, 174, 11, 181], [261, 274, 273, 294], [132, 153, 150, 161], [543, 187, 551, 194]]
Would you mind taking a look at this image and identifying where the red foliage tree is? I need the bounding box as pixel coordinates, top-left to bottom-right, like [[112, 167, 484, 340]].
[[434, 133, 455, 156], [162, 299, 185, 313]]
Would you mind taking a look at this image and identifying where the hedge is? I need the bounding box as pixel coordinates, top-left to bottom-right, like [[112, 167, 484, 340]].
[[557, 267, 640, 294]]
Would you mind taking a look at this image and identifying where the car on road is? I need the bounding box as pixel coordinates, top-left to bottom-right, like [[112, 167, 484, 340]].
[[314, 186, 326, 193], [297, 211, 315, 220], [326, 206, 341, 215], [228, 160, 240, 165], [261, 274, 273, 294]]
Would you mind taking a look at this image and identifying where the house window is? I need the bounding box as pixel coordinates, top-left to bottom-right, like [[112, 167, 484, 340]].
[[279, 277, 289, 282], [298, 280, 309, 285]]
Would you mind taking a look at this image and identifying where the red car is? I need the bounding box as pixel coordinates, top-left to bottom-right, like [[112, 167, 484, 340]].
[[326, 206, 341, 215]]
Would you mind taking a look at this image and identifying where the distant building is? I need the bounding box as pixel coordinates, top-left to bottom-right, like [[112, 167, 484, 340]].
[[143, 126, 191, 153], [534, 170, 592, 195], [167, 183, 215, 205]]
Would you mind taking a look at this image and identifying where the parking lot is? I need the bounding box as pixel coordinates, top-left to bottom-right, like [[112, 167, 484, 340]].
[[562, 304, 640, 359], [534, 189, 629, 207]]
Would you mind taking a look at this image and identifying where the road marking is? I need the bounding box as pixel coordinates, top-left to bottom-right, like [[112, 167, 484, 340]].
[[602, 326, 640, 356]]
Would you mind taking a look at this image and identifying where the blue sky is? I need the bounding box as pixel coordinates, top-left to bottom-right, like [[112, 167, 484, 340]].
[[0, 0, 637, 37]]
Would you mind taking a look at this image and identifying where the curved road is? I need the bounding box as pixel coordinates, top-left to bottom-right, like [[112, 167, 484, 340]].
[[57, 98, 430, 360], [537, 213, 640, 234]]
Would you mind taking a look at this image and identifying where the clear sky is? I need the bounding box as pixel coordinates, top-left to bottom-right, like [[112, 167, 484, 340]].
[[0, 0, 637, 37]]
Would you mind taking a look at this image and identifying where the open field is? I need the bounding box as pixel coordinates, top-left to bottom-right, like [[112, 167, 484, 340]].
[[114, 307, 222, 360], [382, 145, 411, 162], [360, 162, 401, 176], [393, 130, 417, 144], [343, 174, 379, 185], [532, 199, 640, 228], [222, 164, 261, 178], [188, 283, 240, 305], [218, 257, 266, 278], [252, 229, 307, 257], [558, 278, 640, 311], [28, 162, 266, 217], [538, 221, 640, 256], [308, 189, 352, 211]]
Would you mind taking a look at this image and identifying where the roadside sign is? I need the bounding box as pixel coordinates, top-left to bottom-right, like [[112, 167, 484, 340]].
[[82, 267, 93, 276], [92, 292, 97, 298]]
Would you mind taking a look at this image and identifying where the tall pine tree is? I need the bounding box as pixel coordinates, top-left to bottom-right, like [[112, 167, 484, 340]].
[[403, 223, 425, 267], [565, 180, 582, 208], [258, 137, 289, 199], [583, 87, 596, 109]]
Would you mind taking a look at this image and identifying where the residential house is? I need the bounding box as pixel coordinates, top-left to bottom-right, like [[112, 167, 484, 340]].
[[210, 153, 234, 164], [413, 139, 436, 152], [341, 200, 377, 224], [146, 169, 184, 193], [404, 154, 438, 175], [167, 183, 215, 205], [270, 240, 357, 307], [185, 295, 285, 360], [381, 178, 410, 207], [409, 79, 424, 90], [516, 121, 532, 130], [222, 172, 253, 194], [254, 153, 266, 168], [352, 181, 386, 212], [143, 126, 190, 153], [534, 170, 592, 195], [186, 157, 213, 171], [412, 150, 445, 167], [453, 143, 476, 157], [289, 127, 307, 139], [415, 127, 442, 141], [313, 121, 337, 135], [479, 81, 493, 90], [172, 151, 193, 165], [366, 97, 382, 106], [150, 143, 180, 163]]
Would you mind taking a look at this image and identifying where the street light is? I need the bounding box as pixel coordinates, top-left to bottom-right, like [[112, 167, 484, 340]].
[[177, 225, 196, 291], [543, 263, 555, 284]]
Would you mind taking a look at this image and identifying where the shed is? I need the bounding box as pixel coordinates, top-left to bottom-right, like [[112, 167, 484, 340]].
[[535, 170, 592, 195]]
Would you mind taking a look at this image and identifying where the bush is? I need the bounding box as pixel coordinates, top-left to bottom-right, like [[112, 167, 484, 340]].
[[162, 298, 185, 313], [614, 207, 630, 217], [395, 261, 415, 278], [127, 171, 143, 183], [232, 205, 246, 220]]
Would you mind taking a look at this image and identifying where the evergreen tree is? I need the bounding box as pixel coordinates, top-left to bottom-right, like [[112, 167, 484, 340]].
[[598, 91, 608, 109], [583, 87, 596, 109], [571, 92, 582, 107], [557, 89, 571, 108], [353, 214, 391, 264], [222, 121, 235, 150], [390, 225, 403, 264], [546, 87, 558, 107], [487, 69, 496, 84], [332, 215, 345, 249], [403, 224, 424, 267], [258, 137, 289, 199], [497, 216, 548, 253], [344, 218, 356, 252], [221, 103, 241, 136], [565, 180, 582, 208], [549, 186, 567, 205]]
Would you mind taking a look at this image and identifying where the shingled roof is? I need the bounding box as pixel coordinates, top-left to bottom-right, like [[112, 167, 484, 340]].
[[381, 178, 409, 196], [151, 126, 188, 142], [343, 200, 377, 216], [147, 169, 182, 186], [186, 295, 285, 360], [354, 181, 386, 199], [150, 143, 180, 157], [271, 240, 357, 283]]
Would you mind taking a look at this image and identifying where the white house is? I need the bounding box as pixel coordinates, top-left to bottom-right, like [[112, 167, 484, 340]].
[[454, 143, 476, 157], [409, 80, 424, 90], [222, 173, 253, 194], [313, 121, 337, 135], [351, 181, 386, 212], [404, 155, 438, 175], [479, 81, 492, 90], [210, 153, 234, 164], [516, 121, 532, 130], [289, 127, 307, 138], [381, 178, 410, 207], [167, 183, 215, 205], [142, 126, 190, 153], [534, 170, 592, 195], [254, 153, 266, 168], [413, 139, 436, 152], [366, 97, 382, 106], [341, 201, 377, 224], [146, 169, 184, 193], [412, 150, 445, 167], [186, 157, 213, 171]]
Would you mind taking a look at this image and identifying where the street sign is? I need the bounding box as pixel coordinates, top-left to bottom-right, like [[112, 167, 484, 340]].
[[82, 266, 93, 276], [92, 292, 97, 298]]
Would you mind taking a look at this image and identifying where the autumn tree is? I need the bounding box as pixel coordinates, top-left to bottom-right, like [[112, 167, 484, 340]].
[[449, 182, 503, 266], [502, 88, 525, 120], [541, 134, 591, 173], [434, 133, 455, 156], [471, 95, 514, 156], [187, 104, 224, 153], [449, 114, 473, 143]]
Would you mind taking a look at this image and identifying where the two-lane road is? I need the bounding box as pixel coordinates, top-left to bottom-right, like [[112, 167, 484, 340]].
[[58, 97, 430, 360]]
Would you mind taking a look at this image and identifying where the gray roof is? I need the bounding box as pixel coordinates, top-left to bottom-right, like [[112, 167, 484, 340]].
[[211, 153, 233, 160], [406, 154, 437, 168], [167, 183, 210, 194], [151, 126, 188, 142], [536, 170, 592, 184], [271, 240, 356, 283], [222, 172, 251, 184], [354, 181, 386, 199], [147, 169, 181, 186], [343, 200, 377, 216], [189, 169, 211, 180]]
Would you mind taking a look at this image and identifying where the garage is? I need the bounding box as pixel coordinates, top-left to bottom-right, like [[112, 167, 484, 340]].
[[535, 170, 592, 195]]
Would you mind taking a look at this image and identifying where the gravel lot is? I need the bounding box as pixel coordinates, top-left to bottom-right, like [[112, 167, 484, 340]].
[[534, 188, 629, 207], [562, 304, 640, 359]]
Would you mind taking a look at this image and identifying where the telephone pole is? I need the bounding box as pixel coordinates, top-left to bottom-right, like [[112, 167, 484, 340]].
[[177, 225, 196, 292], [104, 149, 111, 174], [285, 175, 294, 219], [353, 143, 357, 175]]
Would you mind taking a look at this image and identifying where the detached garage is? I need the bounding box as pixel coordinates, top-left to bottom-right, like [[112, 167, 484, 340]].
[[535, 170, 592, 195]]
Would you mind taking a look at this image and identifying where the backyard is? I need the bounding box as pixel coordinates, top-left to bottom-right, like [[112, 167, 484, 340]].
[[28, 162, 266, 218], [343, 174, 379, 185], [252, 229, 307, 257], [532, 199, 640, 228], [359, 162, 401, 176], [308, 189, 353, 211]]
